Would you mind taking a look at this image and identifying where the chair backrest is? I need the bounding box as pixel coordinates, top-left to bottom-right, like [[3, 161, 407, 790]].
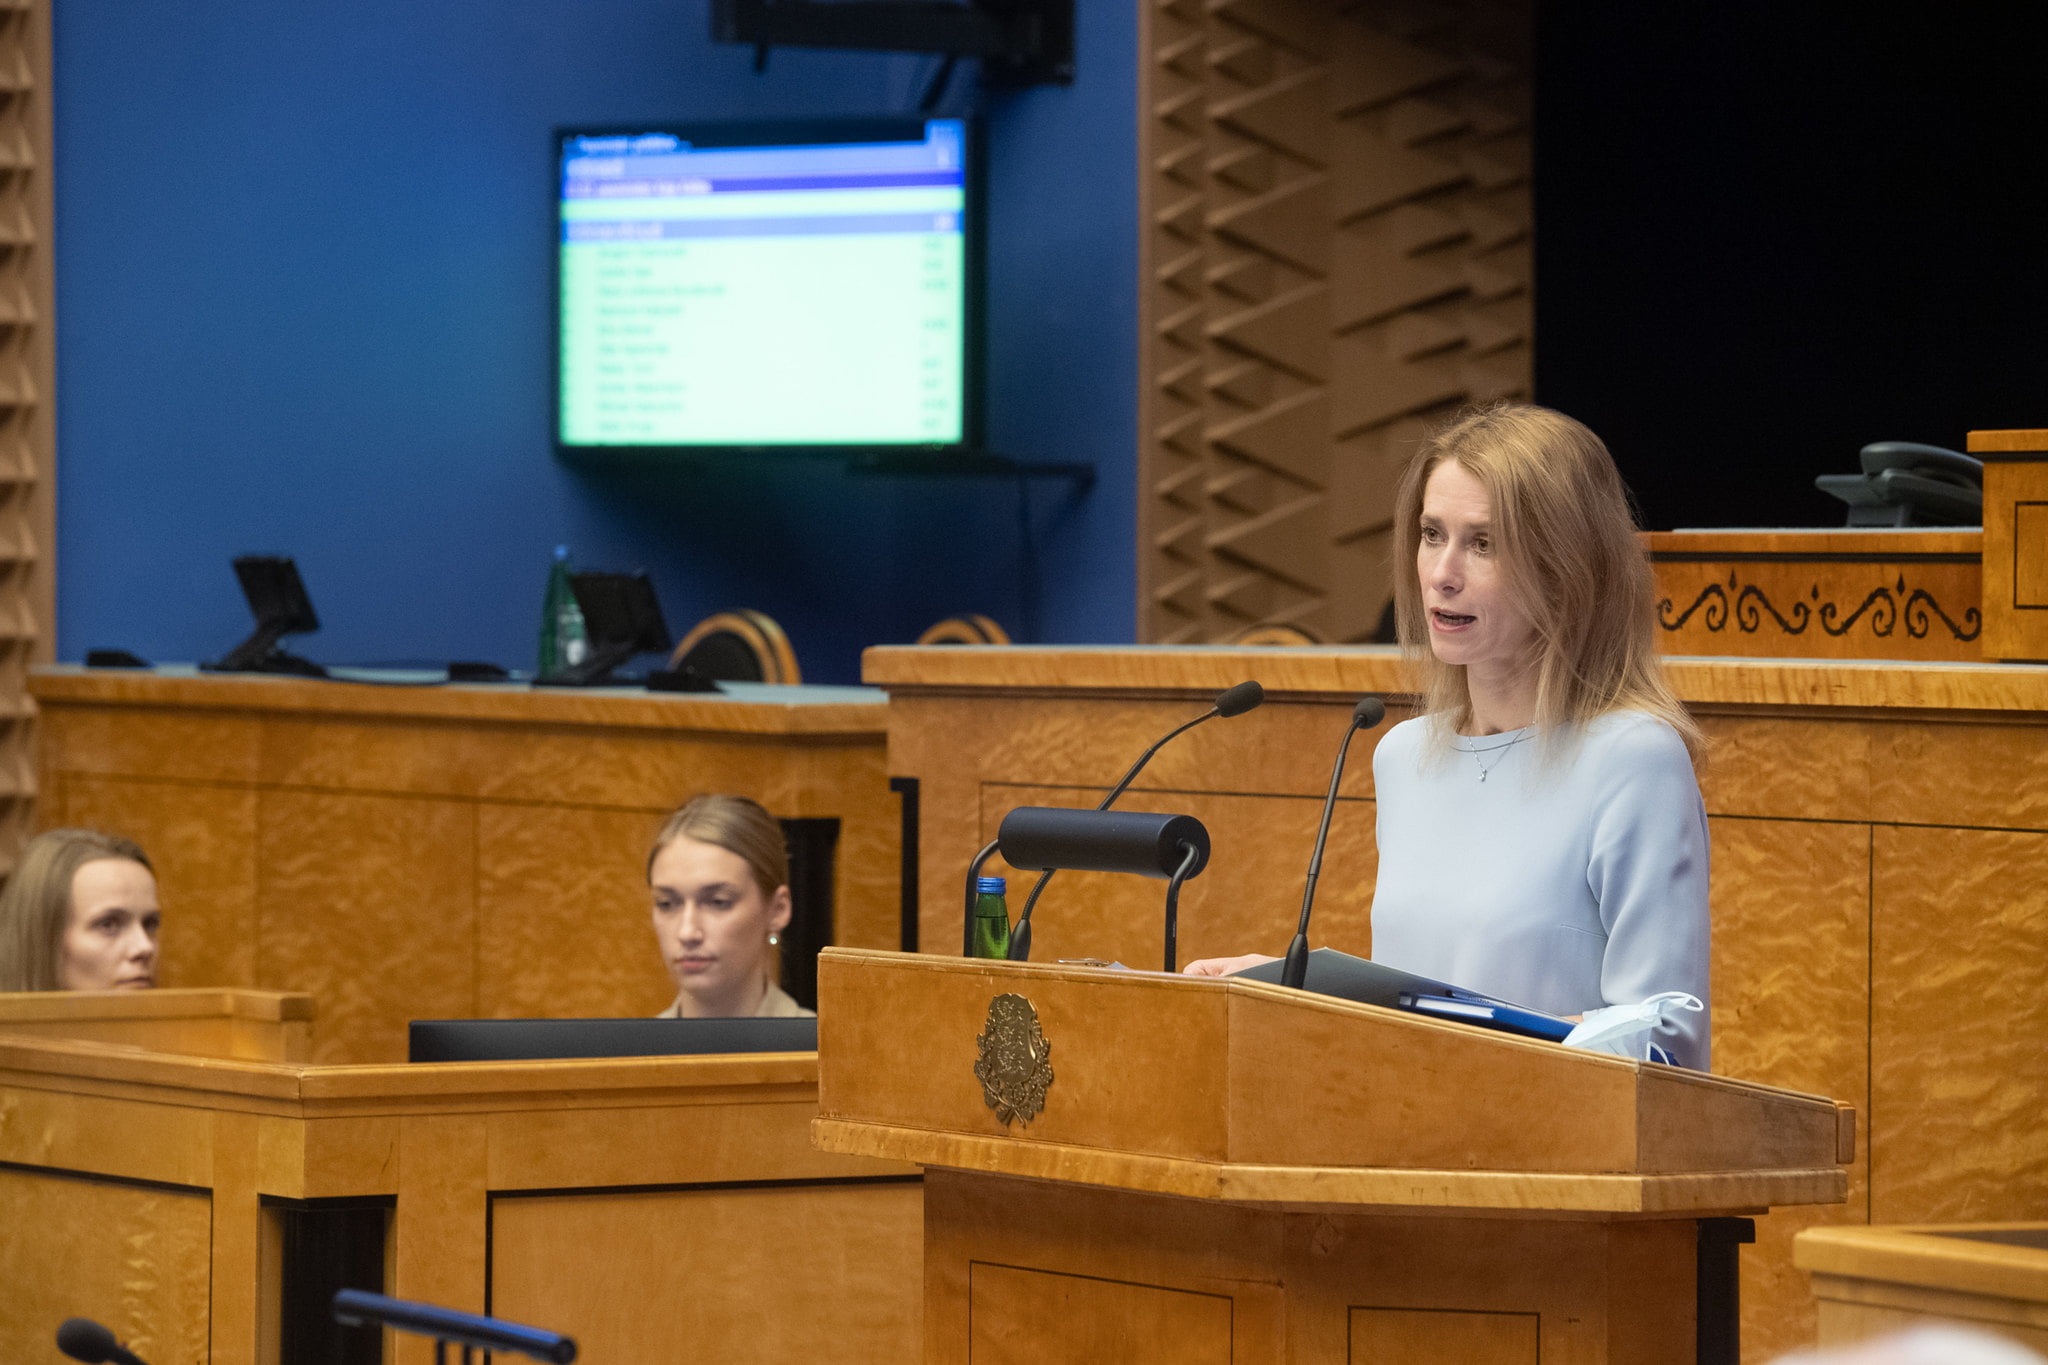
[[915, 614, 1011, 646], [668, 610, 801, 684], [1231, 622, 1321, 646]]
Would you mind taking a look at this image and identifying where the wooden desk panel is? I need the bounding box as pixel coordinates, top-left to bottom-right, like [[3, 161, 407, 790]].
[[1796, 1222, 2048, 1351], [30, 669, 897, 1064], [0, 1165, 212, 1365], [0, 1034, 922, 1365], [865, 644, 2048, 1363], [0, 987, 313, 1062]]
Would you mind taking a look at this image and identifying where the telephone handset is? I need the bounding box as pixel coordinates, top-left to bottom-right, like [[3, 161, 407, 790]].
[[1816, 441, 1983, 527]]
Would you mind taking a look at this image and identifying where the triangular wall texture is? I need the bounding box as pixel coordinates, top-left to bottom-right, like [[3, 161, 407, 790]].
[[1139, 0, 1532, 643]]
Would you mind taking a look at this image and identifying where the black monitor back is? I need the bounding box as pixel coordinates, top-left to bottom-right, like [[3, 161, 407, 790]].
[[408, 1016, 815, 1063]]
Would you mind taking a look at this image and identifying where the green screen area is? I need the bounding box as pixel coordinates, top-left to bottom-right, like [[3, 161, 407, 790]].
[[559, 233, 965, 446]]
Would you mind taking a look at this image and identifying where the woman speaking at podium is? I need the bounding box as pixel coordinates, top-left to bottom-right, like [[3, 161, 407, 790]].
[[1188, 403, 1711, 1069], [648, 794, 814, 1019]]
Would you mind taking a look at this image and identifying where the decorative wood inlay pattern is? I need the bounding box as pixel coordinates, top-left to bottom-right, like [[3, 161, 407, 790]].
[[1138, 0, 1532, 645], [1648, 530, 1985, 661], [0, 0, 49, 874]]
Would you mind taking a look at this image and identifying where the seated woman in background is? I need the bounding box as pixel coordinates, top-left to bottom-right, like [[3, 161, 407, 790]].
[[0, 829, 161, 992], [648, 794, 813, 1018]]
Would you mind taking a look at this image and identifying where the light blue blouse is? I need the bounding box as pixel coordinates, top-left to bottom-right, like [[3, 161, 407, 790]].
[[1369, 710, 1712, 1069]]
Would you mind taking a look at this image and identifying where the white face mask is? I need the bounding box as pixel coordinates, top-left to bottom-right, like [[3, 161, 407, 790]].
[[1562, 991, 1703, 1065]]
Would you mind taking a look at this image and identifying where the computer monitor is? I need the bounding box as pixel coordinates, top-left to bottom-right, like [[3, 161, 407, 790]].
[[555, 117, 979, 455], [408, 1016, 817, 1063]]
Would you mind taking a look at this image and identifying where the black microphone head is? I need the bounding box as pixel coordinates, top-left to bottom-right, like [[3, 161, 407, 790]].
[[1214, 680, 1264, 718], [57, 1319, 119, 1364], [1352, 696, 1386, 729]]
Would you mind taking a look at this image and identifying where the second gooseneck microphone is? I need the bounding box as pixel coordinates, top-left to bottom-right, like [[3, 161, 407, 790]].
[[1280, 696, 1387, 991], [1003, 679, 1264, 961]]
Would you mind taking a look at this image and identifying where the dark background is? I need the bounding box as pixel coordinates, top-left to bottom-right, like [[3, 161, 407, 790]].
[[1536, 6, 2048, 530]]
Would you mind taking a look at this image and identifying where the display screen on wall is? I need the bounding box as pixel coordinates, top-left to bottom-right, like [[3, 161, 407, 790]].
[[557, 118, 976, 452]]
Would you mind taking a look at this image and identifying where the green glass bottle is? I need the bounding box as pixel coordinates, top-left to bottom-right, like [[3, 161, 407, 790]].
[[538, 545, 589, 678], [968, 875, 1010, 960]]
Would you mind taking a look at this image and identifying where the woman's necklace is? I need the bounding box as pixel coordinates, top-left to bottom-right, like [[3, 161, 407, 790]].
[[1470, 728, 1532, 782]]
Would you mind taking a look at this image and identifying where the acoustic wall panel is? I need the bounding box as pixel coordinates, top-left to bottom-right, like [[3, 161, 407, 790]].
[[1139, 0, 1532, 644], [0, 0, 48, 872]]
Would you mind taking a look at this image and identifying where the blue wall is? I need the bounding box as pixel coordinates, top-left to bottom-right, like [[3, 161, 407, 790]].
[[53, 1, 1136, 683]]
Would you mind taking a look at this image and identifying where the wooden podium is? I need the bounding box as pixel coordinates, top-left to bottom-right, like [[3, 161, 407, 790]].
[[813, 949, 1853, 1364]]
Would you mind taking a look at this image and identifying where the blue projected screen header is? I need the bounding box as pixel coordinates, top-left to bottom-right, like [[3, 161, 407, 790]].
[[557, 119, 972, 450]]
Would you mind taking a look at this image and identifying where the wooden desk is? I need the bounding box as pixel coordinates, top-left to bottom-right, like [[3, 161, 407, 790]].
[[0, 1029, 922, 1365], [866, 644, 2048, 1361], [0, 986, 312, 1062], [1795, 1223, 2048, 1352], [29, 667, 898, 1064], [815, 949, 1849, 1363]]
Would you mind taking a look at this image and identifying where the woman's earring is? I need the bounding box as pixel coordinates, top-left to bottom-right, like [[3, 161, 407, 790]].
[[768, 932, 780, 947]]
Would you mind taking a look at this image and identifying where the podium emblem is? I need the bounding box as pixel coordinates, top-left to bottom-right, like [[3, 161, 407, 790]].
[[974, 993, 1054, 1126]]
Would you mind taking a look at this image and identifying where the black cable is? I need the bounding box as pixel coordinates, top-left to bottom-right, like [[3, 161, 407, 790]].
[[1162, 840, 1200, 973]]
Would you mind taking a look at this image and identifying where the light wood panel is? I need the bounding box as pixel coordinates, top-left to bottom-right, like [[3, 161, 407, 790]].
[[1871, 826, 2048, 1225], [1708, 817, 1872, 1361], [967, 1261, 1234, 1364], [492, 1181, 921, 1364], [475, 804, 674, 1018], [0, 1033, 922, 1365], [1797, 1223, 2048, 1351], [1351, 1307, 1539, 1363], [0, 987, 312, 1062], [259, 791, 476, 1065], [1968, 430, 2048, 661], [0, 1166, 211, 1365], [31, 669, 897, 1063], [865, 641, 2048, 712]]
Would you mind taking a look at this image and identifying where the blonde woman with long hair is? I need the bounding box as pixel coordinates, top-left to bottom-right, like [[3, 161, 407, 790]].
[[0, 829, 161, 993], [1188, 403, 1711, 1069], [647, 794, 812, 1019]]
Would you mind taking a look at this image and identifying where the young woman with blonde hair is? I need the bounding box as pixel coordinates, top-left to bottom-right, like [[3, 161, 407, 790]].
[[0, 829, 161, 992], [1189, 403, 1711, 1069], [646, 794, 812, 1019]]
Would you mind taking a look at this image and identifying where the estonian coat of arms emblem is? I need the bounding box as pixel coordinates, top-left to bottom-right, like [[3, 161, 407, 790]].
[[973, 993, 1054, 1127]]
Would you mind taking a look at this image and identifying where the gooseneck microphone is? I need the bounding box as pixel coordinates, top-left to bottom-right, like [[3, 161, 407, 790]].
[[57, 1319, 149, 1365], [1003, 679, 1263, 961], [1280, 696, 1387, 991], [964, 681, 1264, 960]]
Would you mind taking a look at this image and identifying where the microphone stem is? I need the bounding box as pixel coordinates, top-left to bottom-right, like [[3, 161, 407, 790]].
[[1099, 709, 1216, 810], [1162, 839, 1199, 973], [1282, 715, 1364, 990], [1006, 706, 1220, 961]]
